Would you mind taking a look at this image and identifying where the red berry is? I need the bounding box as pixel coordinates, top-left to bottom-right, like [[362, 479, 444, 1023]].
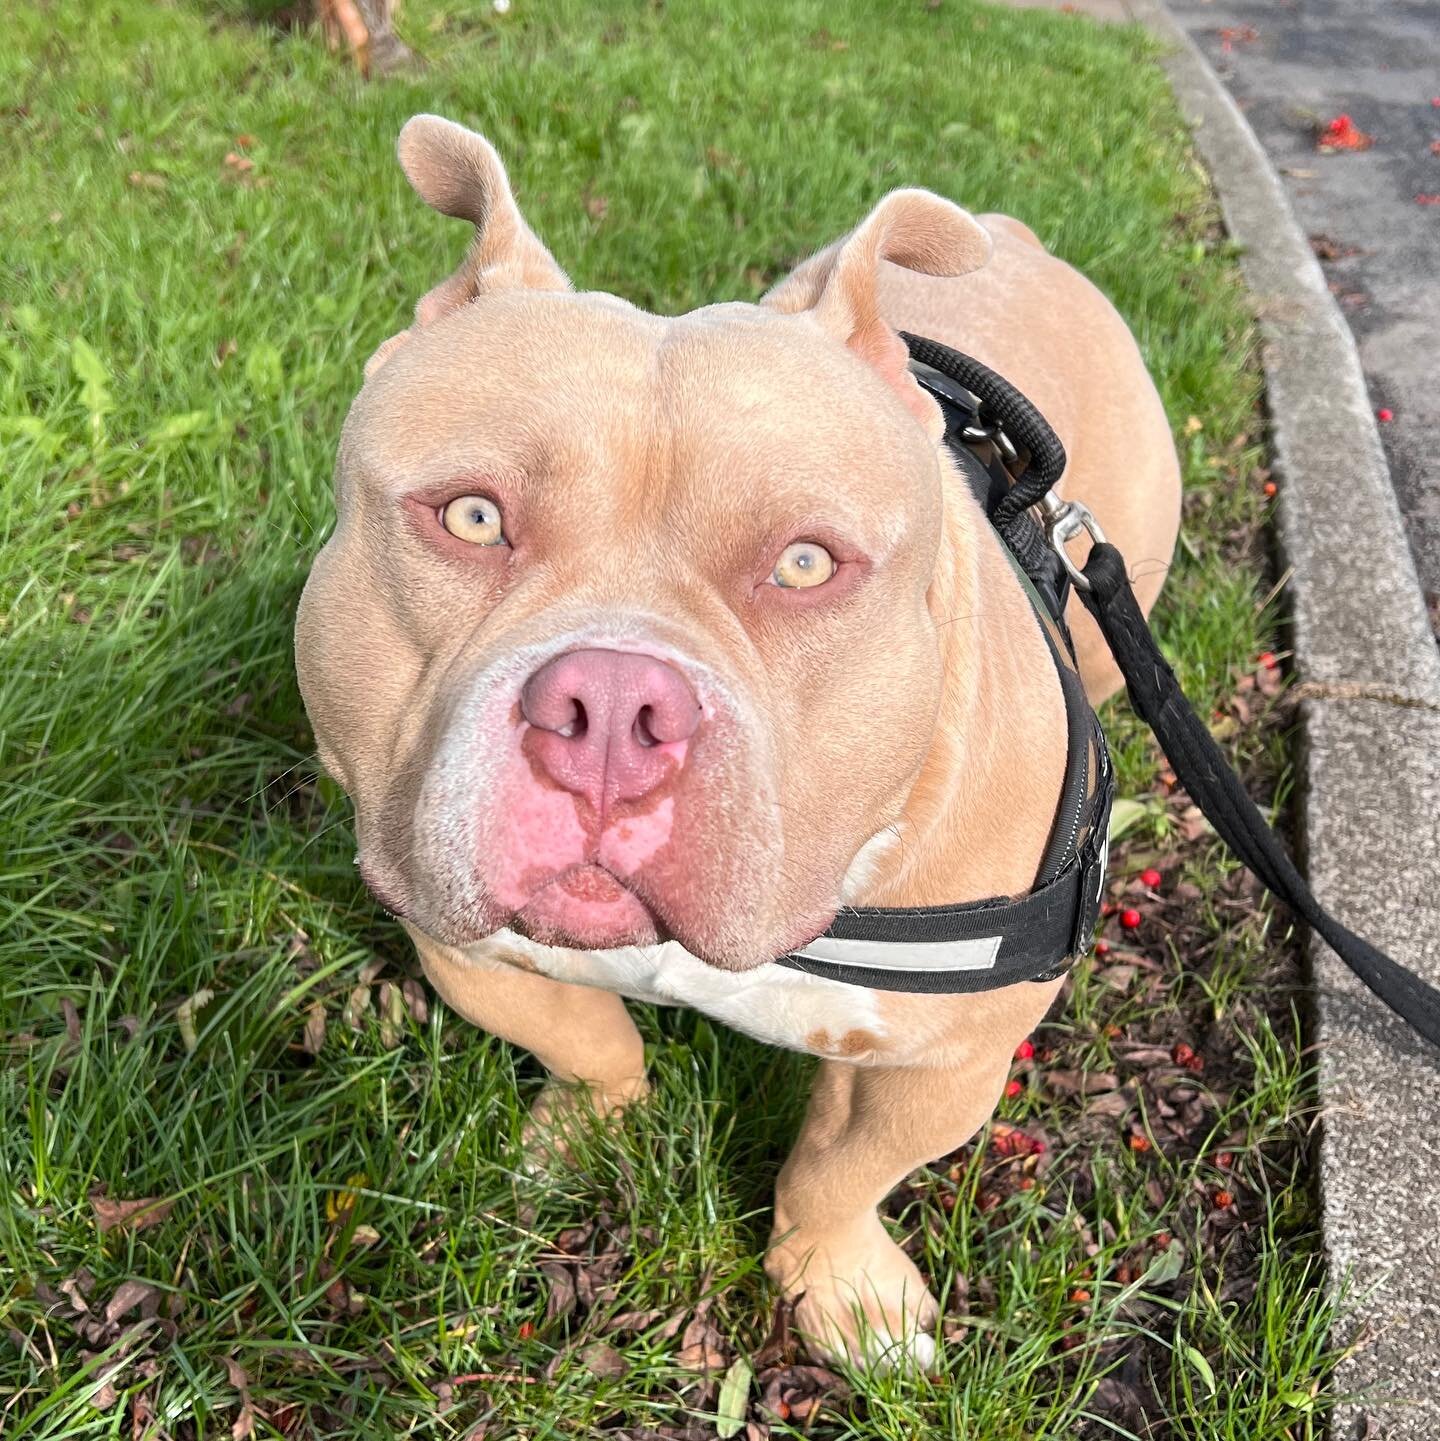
[[518, 1320, 535, 1340], [1263, 480, 1278, 497], [1005, 1078, 1024, 1099], [1094, 939, 1111, 957], [1139, 867, 1162, 889], [1172, 1042, 1196, 1067], [1070, 1287, 1092, 1303], [1258, 651, 1277, 669], [1377, 407, 1394, 422], [1014, 1039, 1035, 1061], [1212, 1189, 1235, 1209], [1216, 1151, 1234, 1170], [1119, 907, 1142, 930], [1128, 1133, 1151, 1153]]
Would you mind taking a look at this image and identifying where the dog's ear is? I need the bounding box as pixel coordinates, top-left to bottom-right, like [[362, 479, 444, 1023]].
[[763, 189, 993, 436], [365, 115, 570, 378]]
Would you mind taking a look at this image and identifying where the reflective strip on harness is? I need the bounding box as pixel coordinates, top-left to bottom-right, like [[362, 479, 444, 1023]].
[[791, 934, 1002, 973]]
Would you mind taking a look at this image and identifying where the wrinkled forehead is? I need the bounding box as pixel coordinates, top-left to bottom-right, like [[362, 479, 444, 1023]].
[[341, 292, 940, 526]]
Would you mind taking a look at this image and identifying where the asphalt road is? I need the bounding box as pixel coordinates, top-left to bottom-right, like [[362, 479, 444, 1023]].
[[1165, 0, 1440, 631]]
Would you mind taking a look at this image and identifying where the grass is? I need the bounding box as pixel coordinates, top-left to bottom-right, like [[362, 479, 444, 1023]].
[[0, 0, 1340, 1435]]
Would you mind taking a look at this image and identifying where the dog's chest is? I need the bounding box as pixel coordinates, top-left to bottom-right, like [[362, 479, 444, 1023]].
[[488, 929, 888, 1056]]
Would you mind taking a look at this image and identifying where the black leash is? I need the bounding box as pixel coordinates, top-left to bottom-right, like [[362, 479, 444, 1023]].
[[901, 332, 1440, 1050], [1078, 545, 1440, 1048]]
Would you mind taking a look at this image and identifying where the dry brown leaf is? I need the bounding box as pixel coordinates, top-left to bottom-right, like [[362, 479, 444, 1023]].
[[1045, 1069, 1120, 1096], [225, 1355, 257, 1441], [401, 977, 429, 1025], [90, 1192, 174, 1234], [676, 1316, 727, 1371], [343, 983, 371, 1029], [104, 1280, 158, 1325], [581, 1341, 629, 1378], [303, 1000, 326, 1056]]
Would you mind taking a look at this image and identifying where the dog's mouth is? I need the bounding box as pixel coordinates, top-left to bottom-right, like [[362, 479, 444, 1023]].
[[509, 862, 666, 950]]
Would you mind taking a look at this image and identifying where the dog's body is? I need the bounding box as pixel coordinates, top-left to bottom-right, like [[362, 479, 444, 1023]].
[[296, 116, 1180, 1368]]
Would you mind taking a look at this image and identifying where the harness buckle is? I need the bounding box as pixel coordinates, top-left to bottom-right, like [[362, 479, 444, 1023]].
[[1041, 492, 1107, 592]]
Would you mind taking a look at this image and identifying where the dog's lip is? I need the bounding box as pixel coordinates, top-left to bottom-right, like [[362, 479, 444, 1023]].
[[511, 863, 671, 949]]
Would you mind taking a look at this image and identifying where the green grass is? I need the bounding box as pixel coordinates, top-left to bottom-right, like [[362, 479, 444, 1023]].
[[1, 0, 1337, 1435]]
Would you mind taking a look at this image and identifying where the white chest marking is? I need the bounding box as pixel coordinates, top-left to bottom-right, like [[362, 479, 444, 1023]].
[[470, 929, 887, 1056]]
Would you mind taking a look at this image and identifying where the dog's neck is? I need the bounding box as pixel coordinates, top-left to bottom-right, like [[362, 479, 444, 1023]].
[[856, 488, 1070, 909]]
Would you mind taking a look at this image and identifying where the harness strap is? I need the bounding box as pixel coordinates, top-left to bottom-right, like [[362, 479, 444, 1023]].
[[775, 392, 1112, 995]]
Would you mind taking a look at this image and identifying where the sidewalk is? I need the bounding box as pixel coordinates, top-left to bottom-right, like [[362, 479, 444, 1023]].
[[997, 1, 1440, 1436], [1165, 0, 1440, 634]]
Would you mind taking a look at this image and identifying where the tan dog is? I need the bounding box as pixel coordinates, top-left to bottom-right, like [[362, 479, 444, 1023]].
[[295, 115, 1180, 1369]]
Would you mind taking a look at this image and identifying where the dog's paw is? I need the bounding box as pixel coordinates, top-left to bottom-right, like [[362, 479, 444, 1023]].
[[519, 1074, 649, 1172], [765, 1218, 940, 1373]]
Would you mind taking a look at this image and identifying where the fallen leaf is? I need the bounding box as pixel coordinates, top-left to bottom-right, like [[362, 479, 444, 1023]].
[[1317, 114, 1373, 152], [104, 1280, 158, 1324], [225, 1356, 257, 1441], [1045, 1069, 1120, 1096], [90, 1192, 175, 1234], [581, 1341, 628, 1378], [539, 1260, 577, 1322], [401, 977, 429, 1025], [1309, 233, 1361, 261], [325, 1173, 367, 1224], [302, 1001, 326, 1056], [343, 983, 371, 1029], [676, 1316, 727, 1371], [378, 981, 405, 1048], [127, 170, 167, 191]]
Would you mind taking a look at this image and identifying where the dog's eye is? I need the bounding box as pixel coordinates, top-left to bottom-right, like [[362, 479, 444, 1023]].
[[440, 495, 506, 546], [770, 541, 836, 590]]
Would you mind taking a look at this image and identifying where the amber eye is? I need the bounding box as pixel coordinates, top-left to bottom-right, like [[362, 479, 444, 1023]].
[[439, 495, 506, 546], [770, 541, 836, 589]]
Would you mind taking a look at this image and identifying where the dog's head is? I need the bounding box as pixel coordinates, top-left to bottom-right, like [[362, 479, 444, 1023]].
[[295, 115, 997, 967]]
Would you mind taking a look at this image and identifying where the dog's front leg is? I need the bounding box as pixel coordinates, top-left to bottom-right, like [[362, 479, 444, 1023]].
[[408, 927, 649, 1162], [766, 1036, 1032, 1370]]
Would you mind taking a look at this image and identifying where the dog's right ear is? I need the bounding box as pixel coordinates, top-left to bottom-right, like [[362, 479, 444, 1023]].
[[365, 115, 570, 378]]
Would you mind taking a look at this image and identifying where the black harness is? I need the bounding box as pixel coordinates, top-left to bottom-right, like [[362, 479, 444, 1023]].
[[774, 334, 1440, 1052], [777, 343, 1112, 995]]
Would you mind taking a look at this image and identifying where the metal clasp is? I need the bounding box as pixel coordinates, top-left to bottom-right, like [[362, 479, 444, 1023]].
[[1040, 491, 1107, 592]]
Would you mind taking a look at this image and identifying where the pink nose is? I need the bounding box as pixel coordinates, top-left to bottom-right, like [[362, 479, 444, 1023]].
[[520, 648, 701, 809]]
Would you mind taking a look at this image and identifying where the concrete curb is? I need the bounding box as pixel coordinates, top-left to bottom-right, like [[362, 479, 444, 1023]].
[[1124, 4, 1440, 1436]]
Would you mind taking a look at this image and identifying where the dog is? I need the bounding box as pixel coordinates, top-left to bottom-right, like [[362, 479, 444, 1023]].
[[295, 114, 1180, 1369]]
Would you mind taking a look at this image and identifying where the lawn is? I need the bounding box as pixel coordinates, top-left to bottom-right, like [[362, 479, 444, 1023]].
[[1, 0, 1338, 1436]]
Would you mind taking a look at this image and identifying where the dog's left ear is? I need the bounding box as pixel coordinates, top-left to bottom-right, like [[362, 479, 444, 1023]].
[[764, 189, 993, 436], [365, 115, 571, 378]]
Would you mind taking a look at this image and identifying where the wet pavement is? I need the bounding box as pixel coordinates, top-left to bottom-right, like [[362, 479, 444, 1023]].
[[1164, 0, 1440, 629]]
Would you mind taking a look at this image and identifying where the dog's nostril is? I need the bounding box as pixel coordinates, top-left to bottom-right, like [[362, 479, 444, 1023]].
[[557, 700, 588, 741], [633, 705, 659, 748]]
